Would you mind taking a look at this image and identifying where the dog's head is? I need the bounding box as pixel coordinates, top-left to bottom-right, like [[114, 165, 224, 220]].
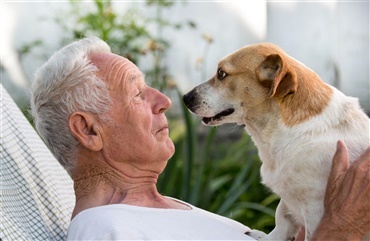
[[183, 42, 299, 126]]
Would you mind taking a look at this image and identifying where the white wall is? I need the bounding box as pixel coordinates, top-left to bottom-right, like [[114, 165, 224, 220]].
[[145, 1, 267, 91], [1, 1, 70, 102], [267, 1, 369, 111], [1, 1, 369, 112]]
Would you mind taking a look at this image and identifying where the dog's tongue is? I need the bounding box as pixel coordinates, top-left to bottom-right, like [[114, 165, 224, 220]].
[[202, 108, 234, 124]]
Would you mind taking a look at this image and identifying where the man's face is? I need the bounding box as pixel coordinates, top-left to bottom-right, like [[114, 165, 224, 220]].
[[90, 52, 174, 174]]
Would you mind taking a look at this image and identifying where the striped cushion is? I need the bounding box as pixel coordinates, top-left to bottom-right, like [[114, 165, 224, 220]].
[[1, 84, 75, 241]]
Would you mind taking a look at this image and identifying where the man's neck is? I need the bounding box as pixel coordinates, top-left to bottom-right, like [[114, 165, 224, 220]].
[[70, 162, 190, 219]]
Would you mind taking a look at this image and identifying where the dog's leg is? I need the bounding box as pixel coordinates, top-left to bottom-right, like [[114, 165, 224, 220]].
[[247, 200, 299, 240], [265, 200, 299, 241], [303, 202, 325, 241]]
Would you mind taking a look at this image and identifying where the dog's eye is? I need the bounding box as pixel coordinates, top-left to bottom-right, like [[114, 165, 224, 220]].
[[217, 68, 228, 80]]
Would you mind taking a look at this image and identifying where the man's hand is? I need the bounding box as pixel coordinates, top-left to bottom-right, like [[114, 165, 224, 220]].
[[311, 140, 370, 241]]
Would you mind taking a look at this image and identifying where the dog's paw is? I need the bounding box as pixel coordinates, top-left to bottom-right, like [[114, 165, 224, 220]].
[[245, 229, 267, 240]]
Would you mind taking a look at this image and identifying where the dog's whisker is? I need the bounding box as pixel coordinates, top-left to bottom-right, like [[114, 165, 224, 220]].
[[230, 124, 241, 133]]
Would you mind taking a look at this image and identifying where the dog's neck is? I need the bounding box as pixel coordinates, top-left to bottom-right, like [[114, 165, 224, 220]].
[[242, 101, 280, 147]]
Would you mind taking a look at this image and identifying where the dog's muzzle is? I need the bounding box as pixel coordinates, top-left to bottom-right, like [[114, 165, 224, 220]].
[[183, 89, 235, 125], [183, 89, 198, 112]]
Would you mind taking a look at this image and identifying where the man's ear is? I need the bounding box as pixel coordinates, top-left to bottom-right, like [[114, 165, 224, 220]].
[[68, 112, 103, 152], [256, 54, 298, 98]]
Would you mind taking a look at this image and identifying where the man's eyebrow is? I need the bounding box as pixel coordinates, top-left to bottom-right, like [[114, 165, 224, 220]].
[[127, 72, 145, 83]]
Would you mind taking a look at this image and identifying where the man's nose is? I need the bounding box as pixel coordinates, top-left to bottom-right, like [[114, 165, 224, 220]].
[[153, 88, 172, 113]]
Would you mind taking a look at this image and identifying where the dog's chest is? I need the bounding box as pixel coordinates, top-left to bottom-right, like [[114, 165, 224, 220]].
[[255, 130, 333, 201], [259, 151, 330, 213]]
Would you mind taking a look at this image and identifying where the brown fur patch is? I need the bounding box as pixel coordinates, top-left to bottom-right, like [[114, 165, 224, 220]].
[[276, 58, 333, 126]]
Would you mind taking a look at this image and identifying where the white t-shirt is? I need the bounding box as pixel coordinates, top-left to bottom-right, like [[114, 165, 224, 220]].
[[67, 198, 256, 240]]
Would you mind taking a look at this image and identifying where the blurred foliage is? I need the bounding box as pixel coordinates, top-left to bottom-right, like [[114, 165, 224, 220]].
[[20, 0, 279, 233], [18, 40, 43, 58], [54, 0, 196, 92]]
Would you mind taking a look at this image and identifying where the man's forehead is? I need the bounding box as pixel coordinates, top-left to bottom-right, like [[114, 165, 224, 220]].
[[89, 52, 144, 87], [89, 52, 127, 67]]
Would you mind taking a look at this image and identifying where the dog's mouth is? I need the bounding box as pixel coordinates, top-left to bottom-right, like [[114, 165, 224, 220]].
[[202, 108, 235, 124]]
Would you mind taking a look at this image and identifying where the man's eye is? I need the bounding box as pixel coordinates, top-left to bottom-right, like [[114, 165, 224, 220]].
[[132, 91, 142, 99], [217, 68, 227, 80]]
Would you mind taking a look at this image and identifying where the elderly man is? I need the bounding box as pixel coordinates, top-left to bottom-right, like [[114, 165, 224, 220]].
[[31, 36, 370, 240]]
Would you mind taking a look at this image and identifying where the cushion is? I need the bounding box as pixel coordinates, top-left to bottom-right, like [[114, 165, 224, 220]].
[[1, 84, 75, 241]]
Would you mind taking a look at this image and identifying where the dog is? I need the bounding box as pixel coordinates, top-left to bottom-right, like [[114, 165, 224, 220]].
[[183, 42, 370, 241]]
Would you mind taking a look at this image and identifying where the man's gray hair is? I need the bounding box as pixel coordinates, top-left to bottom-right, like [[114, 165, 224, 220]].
[[31, 36, 112, 175]]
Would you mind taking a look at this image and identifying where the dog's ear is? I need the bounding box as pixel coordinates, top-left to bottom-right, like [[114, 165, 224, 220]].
[[256, 54, 298, 98]]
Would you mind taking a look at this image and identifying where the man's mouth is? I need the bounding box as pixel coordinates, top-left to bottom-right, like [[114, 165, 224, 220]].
[[202, 108, 234, 124], [157, 124, 169, 134]]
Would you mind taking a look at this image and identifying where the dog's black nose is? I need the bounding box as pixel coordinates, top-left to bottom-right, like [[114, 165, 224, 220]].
[[183, 91, 195, 107]]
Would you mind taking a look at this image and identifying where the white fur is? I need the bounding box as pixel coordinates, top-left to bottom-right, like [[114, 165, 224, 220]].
[[249, 87, 369, 240]]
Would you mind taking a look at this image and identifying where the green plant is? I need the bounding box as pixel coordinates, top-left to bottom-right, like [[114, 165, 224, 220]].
[[55, 0, 195, 92]]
